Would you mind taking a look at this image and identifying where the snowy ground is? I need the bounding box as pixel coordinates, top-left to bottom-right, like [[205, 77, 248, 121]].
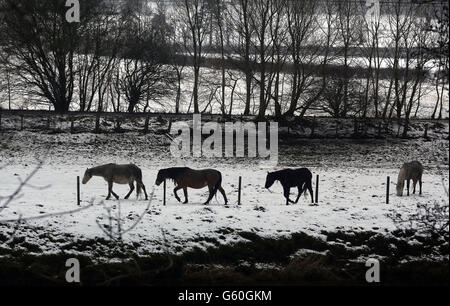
[[0, 164, 448, 256], [0, 119, 448, 258]]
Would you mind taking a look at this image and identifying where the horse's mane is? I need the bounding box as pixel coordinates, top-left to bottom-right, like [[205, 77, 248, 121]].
[[163, 167, 190, 182], [88, 163, 116, 174], [270, 169, 292, 180]]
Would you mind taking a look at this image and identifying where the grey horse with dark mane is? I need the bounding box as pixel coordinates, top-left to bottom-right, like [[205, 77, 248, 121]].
[[155, 167, 227, 205], [396, 161, 423, 196], [82, 163, 148, 200]]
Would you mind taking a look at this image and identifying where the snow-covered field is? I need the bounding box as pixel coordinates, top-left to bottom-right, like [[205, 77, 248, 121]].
[[0, 119, 448, 259], [0, 164, 448, 255]]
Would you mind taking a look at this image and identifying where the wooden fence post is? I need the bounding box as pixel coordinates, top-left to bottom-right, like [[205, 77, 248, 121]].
[[310, 116, 316, 137], [77, 176, 81, 206], [163, 180, 166, 206], [70, 116, 75, 133], [315, 174, 319, 204], [167, 118, 172, 133], [335, 120, 339, 138], [363, 119, 369, 136], [386, 176, 390, 204], [94, 113, 100, 133], [143, 115, 150, 134], [424, 124, 428, 139], [238, 176, 242, 205]]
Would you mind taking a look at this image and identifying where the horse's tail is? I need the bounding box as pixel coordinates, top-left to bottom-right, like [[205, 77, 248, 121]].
[[304, 171, 313, 199], [137, 182, 142, 199], [302, 183, 308, 198], [206, 171, 222, 204], [135, 165, 143, 199]]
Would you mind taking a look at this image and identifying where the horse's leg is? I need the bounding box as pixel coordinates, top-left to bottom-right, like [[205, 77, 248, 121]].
[[140, 182, 149, 200], [294, 185, 303, 204], [412, 179, 417, 194], [283, 186, 292, 205], [204, 184, 214, 205], [173, 186, 182, 202], [183, 188, 188, 204], [419, 178, 422, 195], [124, 182, 135, 199], [106, 182, 112, 200], [218, 187, 228, 205], [307, 181, 314, 203], [108, 181, 119, 200], [407, 179, 410, 196]]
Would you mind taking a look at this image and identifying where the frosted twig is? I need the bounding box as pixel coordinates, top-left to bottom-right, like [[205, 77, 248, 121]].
[[0, 201, 95, 223], [0, 160, 47, 214]]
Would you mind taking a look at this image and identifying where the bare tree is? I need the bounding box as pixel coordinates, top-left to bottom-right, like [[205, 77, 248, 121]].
[[334, 0, 363, 118], [229, 0, 254, 115], [156, 1, 186, 114], [321, 77, 364, 118], [424, 1, 449, 119], [119, 0, 176, 113], [385, 0, 417, 121], [401, 12, 433, 137], [0, 56, 17, 110], [76, 1, 120, 112], [360, 0, 386, 118], [285, 0, 330, 118], [177, 0, 211, 114], [211, 0, 227, 115], [248, 0, 282, 119], [266, 0, 287, 118], [0, 0, 101, 113]]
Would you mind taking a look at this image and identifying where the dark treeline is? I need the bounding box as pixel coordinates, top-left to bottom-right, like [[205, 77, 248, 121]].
[[0, 0, 448, 135]]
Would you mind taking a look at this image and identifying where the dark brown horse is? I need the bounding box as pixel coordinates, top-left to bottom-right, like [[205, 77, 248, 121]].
[[265, 168, 314, 205], [82, 163, 148, 200], [155, 167, 228, 205]]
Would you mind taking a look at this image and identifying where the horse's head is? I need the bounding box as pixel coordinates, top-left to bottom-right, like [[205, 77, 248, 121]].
[[265, 172, 276, 189], [396, 181, 404, 196], [396, 167, 406, 196], [155, 169, 166, 186], [82, 168, 92, 184]]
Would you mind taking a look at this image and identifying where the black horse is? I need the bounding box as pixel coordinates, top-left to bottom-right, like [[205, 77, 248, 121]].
[[264, 168, 314, 205]]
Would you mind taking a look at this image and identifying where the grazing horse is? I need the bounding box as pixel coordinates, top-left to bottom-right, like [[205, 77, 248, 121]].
[[265, 168, 314, 205], [155, 167, 228, 205], [82, 163, 148, 200], [396, 161, 423, 196]]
